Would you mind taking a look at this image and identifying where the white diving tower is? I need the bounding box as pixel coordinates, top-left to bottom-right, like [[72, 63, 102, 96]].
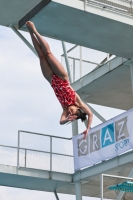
[[1, 0, 133, 200]]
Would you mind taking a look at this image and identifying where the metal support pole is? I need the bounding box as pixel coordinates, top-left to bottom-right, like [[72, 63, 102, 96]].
[[72, 120, 79, 136], [84, 0, 86, 11], [62, 43, 79, 136], [107, 53, 110, 66], [50, 137, 52, 172], [62, 41, 79, 136], [67, 56, 100, 66], [10, 26, 38, 57], [116, 168, 133, 200], [100, 174, 103, 200], [25, 149, 27, 168], [62, 43, 80, 200], [130, 62, 133, 94], [87, 103, 106, 123], [75, 182, 82, 200], [61, 45, 78, 56], [61, 41, 72, 83], [80, 46, 82, 78], [73, 59, 75, 82], [81, 99, 106, 123], [54, 191, 59, 200], [107, 53, 109, 62], [61, 56, 63, 65], [17, 130, 20, 174], [87, 104, 106, 122]]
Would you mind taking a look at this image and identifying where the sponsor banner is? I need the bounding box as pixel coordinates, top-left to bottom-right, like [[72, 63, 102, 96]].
[[73, 109, 133, 171]]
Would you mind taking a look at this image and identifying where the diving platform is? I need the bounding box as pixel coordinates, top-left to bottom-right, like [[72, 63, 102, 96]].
[[0, 132, 133, 199], [1, 0, 133, 58], [72, 57, 133, 110]]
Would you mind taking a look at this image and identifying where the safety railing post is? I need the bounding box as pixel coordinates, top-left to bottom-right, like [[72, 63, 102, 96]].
[[80, 46, 82, 78], [25, 149, 27, 168], [61, 41, 72, 83], [100, 174, 103, 200], [50, 136, 52, 172], [17, 130, 20, 174]]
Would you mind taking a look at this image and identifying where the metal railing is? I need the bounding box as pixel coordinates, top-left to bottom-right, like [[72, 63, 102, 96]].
[[61, 55, 101, 82], [81, 0, 133, 16], [61, 44, 115, 83], [17, 130, 74, 174], [61, 53, 115, 83], [0, 145, 17, 166], [0, 131, 74, 174]]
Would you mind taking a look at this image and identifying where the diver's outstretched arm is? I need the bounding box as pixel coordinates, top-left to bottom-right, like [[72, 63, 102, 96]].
[[60, 111, 77, 125], [76, 95, 93, 139], [80, 103, 93, 138]]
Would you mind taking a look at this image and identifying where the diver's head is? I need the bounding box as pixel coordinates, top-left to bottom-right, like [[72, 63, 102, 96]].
[[67, 105, 87, 122]]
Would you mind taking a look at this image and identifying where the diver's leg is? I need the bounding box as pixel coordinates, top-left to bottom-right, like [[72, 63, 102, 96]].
[[26, 21, 68, 80], [27, 25, 53, 83]]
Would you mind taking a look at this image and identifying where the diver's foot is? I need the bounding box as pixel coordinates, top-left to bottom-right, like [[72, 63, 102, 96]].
[[26, 21, 37, 34], [26, 22, 32, 33]]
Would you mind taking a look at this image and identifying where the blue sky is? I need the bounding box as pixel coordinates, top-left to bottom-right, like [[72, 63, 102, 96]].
[[0, 25, 124, 199]]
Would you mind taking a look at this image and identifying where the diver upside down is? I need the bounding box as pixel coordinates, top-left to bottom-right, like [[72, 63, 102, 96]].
[[26, 21, 93, 139]]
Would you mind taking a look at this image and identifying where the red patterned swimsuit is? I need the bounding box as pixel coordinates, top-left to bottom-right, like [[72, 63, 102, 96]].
[[51, 74, 76, 108]]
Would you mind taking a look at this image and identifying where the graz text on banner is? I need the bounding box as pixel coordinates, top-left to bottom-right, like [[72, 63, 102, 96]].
[[73, 109, 133, 171]]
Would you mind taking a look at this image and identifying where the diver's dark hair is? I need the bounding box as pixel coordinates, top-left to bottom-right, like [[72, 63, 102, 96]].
[[76, 109, 87, 122]]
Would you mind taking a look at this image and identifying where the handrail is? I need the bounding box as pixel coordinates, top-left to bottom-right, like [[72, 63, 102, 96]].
[[0, 144, 17, 149], [62, 55, 101, 66], [71, 56, 127, 85], [19, 130, 72, 140], [0, 145, 73, 157], [81, 0, 133, 16]]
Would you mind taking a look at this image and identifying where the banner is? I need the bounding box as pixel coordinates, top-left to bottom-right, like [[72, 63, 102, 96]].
[[73, 109, 133, 171]]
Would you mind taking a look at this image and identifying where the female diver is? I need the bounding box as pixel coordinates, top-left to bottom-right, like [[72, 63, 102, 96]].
[[26, 21, 93, 139]]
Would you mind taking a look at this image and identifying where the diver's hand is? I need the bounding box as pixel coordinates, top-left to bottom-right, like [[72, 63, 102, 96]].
[[67, 114, 77, 122], [82, 129, 89, 139]]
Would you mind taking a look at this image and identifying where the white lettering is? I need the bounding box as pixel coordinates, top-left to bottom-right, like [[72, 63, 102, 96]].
[[79, 140, 87, 154], [93, 134, 98, 150], [103, 129, 112, 145], [118, 121, 125, 139]]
